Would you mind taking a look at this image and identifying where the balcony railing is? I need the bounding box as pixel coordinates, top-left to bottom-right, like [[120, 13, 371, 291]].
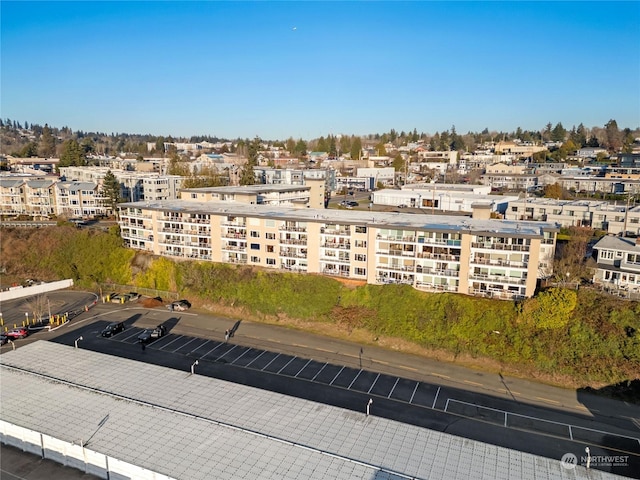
[[280, 238, 307, 245], [279, 226, 307, 232], [416, 267, 459, 277], [377, 264, 415, 272], [471, 242, 529, 252], [469, 274, 526, 285], [470, 258, 526, 269], [322, 242, 351, 250]]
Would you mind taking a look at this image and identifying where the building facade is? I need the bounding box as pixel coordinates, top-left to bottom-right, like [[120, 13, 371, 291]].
[[118, 201, 557, 300], [592, 236, 640, 295]]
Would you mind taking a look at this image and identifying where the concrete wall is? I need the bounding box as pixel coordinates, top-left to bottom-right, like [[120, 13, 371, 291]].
[[0, 279, 74, 302], [1, 420, 173, 480]]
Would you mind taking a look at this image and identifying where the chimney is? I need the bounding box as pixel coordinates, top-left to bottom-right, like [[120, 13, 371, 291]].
[[471, 203, 492, 220]]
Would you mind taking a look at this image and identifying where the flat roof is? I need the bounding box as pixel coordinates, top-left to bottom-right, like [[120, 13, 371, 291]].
[[0, 342, 617, 480], [182, 185, 311, 194], [120, 200, 558, 236]]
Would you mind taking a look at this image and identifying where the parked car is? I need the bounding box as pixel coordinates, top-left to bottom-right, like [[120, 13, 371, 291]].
[[138, 324, 167, 344], [101, 322, 125, 337], [6, 327, 29, 339], [167, 299, 191, 311], [397, 204, 408, 208], [128, 292, 140, 302]]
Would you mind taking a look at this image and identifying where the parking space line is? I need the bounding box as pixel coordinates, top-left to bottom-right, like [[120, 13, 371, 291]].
[[367, 373, 380, 394], [277, 356, 297, 374], [261, 353, 282, 371], [157, 335, 184, 350], [387, 378, 400, 399], [311, 363, 328, 381], [347, 370, 363, 389], [245, 350, 266, 368], [230, 347, 253, 365], [329, 366, 345, 386], [215, 345, 238, 362], [120, 331, 141, 343], [432, 386, 441, 409], [189, 340, 212, 355], [172, 337, 197, 353], [200, 342, 224, 359], [294, 359, 312, 377], [409, 382, 420, 404]]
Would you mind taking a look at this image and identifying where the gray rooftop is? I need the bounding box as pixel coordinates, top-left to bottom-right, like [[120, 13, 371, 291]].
[[593, 235, 640, 253], [181, 185, 311, 194], [120, 200, 558, 236], [0, 342, 619, 480]]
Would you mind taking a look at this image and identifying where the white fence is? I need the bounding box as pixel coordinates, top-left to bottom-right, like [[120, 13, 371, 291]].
[[0, 420, 174, 480], [0, 279, 74, 302]]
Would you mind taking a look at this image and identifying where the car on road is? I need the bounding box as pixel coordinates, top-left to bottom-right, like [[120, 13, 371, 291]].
[[6, 327, 29, 340], [167, 299, 191, 311], [101, 322, 125, 337], [138, 324, 167, 344]]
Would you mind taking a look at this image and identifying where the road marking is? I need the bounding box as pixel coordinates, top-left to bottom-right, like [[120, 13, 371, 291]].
[[294, 359, 313, 377], [387, 377, 400, 398], [463, 380, 483, 387], [367, 373, 380, 394], [401, 366, 419, 372], [230, 347, 253, 365], [171, 336, 197, 352], [315, 347, 334, 354], [431, 373, 450, 379], [200, 342, 224, 359], [261, 353, 281, 371], [535, 396, 561, 405], [348, 370, 363, 389], [432, 386, 441, 409], [158, 335, 184, 350], [329, 366, 345, 385], [311, 363, 328, 381], [276, 356, 297, 374], [245, 350, 266, 368], [409, 382, 420, 404]]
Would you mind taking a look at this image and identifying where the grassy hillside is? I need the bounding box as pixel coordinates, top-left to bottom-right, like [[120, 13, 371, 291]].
[[2, 226, 639, 387]]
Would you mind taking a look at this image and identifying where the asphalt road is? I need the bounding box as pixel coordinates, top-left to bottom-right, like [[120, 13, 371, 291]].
[[2, 293, 640, 478]]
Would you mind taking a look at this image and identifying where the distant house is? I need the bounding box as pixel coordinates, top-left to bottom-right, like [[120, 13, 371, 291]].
[[592, 235, 640, 295]]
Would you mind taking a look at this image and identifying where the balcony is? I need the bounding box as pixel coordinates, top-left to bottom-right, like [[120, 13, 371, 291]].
[[221, 244, 246, 252], [377, 235, 416, 243], [471, 242, 529, 252], [322, 242, 351, 250], [469, 274, 527, 285], [416, 266, 459, 277], [320, 255, 350, 263], [415, 283, 458, 293], [227, 256, 247, 264], [279, 225, 307, 232], [322, 228, 351, 236], [222, 232, 247, 239], [417, 252, 459, 261], [280, 238, 307, 246], [470, 258, 526, 269], [323, 268, 351, 278], [221, 220, 246, 227], [279, 249, 307, 259]]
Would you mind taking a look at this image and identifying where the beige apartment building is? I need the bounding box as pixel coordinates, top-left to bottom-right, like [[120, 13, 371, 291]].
[[118, 201, 557, 300]]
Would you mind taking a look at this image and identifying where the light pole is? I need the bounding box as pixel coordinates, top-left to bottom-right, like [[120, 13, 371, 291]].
[[585, 447, 591, 469], [74, 336, 83, 349], [191, 360, 199, 375], [366, 398, 373, 416]]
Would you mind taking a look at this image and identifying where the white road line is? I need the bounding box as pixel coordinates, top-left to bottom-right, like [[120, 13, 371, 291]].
[[230, 347, 253, 365], [261, 353, 281, 371], [215, 345, 238, 362], [347, 370, 363, 389], [172, 337, 197, 353], [311, 363, 328, 381], [432, 386, 441, 409], [200, 342, 224, 359], [387, 377, 400, 399], [329, 366, 345, 385], [245, 350, 266, 368], [294, 359, 313, 377], [409, 382, 420, 404], [367, 373, 380, 394], [277, 356, 297, 374], [157, 335, 184, 350]]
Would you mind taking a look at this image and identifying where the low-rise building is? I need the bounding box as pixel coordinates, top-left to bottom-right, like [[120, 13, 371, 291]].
[[592, 235, 640, 295], [118, 201, 557, 300]]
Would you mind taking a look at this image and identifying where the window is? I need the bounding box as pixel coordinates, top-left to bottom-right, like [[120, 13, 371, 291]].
[[266, 245, 274, 253], [266, 258, 276, 265], [355, 254, 366, 262], [251, 231, 260, 238], [354, 267, 366, 276], [191, 193, 197, 199], [355, 226, 367, 234], [250, 256, 260, 263], [265, 232, 276, 239], [355, 240, 367, 248], [265, 220, 275, 227], [250, 243, 260, 250]]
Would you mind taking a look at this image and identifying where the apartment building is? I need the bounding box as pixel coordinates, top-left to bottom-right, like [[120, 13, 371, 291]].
[[592, 236, 640, 295], [118, 201, 557, 300], [181, 181, 326, 209], [505, 198, 640, 235], [55, 181, 108, 218]]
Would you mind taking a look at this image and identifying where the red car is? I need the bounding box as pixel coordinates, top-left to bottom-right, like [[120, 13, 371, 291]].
[[6, 327, 29, 339]]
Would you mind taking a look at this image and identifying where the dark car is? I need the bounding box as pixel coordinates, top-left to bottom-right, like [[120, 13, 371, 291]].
[[138, 324, 167, 344], [101, 322, 125, 337]]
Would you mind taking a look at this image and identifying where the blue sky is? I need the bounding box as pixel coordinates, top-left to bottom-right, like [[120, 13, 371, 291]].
[[2, 1, 639, 140]]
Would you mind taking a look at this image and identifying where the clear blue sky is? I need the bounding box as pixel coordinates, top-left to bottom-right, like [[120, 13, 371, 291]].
[[2, 1, 639, 141]]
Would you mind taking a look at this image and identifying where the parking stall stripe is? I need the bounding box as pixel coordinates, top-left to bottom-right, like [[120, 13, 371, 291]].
[[347, 370, 363, 389], [157, 335, 184, 350], [294, 359, 313, 377], [329, 366, 345, 386], [261, 353, 282, 371], [214, 345, 239, 362], [311, 363, 328, 381], [409, 382, 420, 404], [367, 373, 380, 394], [120, 330, 142, 343], [230, 347, 254, 365], [277, 356, 297, 374], [387, 378, 400, 399], [201, 342, 224, 359], [245, 350, 266, 368], [189, 339, 213, 355], [171, 337, 198, 353]]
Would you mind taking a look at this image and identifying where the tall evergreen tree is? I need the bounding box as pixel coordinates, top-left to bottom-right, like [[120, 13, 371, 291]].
[[101, 170, 123, 218], [59, 139, 85, 168], [39, 124, 56, 157]]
